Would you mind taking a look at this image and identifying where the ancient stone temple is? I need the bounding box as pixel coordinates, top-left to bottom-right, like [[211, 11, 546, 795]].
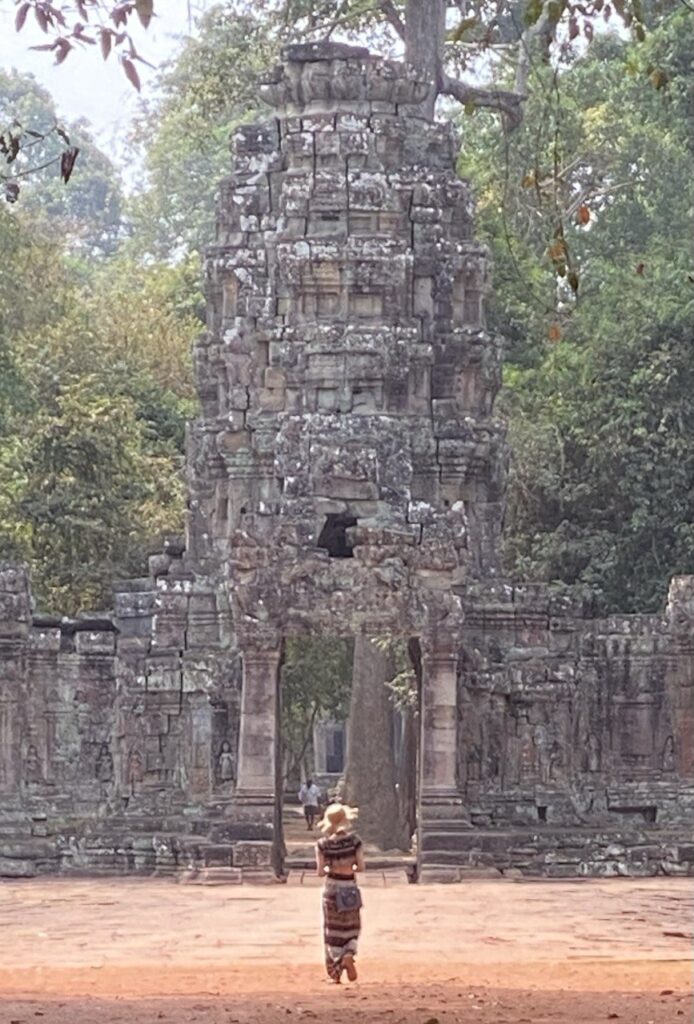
[[1, 42, 693, 881]]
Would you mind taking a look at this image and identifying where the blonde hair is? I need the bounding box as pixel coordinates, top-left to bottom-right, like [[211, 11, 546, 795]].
[[320, 802, 358, 834]]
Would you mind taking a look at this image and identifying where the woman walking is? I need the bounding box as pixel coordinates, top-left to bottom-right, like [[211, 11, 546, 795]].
[[315, 802, 365, 984]]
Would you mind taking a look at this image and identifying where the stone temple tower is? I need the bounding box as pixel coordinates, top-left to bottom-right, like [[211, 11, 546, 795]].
[[188, 40, 507, 862], [2, 41, 694, 882]]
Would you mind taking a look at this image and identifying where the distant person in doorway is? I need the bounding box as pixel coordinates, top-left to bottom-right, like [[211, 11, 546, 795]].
[[298, 778, 321, 830], [316, 803, 364, 984]]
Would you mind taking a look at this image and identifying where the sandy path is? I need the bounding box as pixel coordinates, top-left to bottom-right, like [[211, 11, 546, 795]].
[[1, 876, 691, 1023]]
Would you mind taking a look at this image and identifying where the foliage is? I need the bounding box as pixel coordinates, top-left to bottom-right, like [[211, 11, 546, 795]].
[[281, 637, 353, 783], [462, 11, 694, 611], [128, 3, 280, 258], [0, 207, 198, 613], [371, 637, 418, 712], [0, 69, 122, 249]]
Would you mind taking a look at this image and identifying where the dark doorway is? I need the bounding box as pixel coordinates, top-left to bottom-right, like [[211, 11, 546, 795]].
[[317, 514, 357, 558], [277, 634, 420, 880]]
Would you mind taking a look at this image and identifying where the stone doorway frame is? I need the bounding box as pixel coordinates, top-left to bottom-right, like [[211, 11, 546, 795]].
[[233, 627, 464, 880]]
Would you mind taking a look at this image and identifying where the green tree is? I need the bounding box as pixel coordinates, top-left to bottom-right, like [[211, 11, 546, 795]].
[[461, 12, 694, 611], [127, 4, 279, 259], [0, 376, 184, 613], [0, 69, 122, 250], [0, 206, 199, 612], [280, 637, 353, 786]]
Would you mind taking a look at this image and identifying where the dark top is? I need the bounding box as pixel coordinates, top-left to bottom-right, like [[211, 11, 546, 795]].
[[317, 831, 363, 880]]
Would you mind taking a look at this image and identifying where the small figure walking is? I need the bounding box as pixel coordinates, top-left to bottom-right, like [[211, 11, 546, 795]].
[[316, 803, 365, 984], [298, 777, 321, 830]]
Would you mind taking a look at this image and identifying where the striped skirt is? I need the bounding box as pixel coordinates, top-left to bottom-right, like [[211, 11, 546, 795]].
[[322, 878, 362, 981]]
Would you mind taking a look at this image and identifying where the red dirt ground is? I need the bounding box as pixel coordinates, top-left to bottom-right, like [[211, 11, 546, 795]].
[[1, 876, 692, 1024]]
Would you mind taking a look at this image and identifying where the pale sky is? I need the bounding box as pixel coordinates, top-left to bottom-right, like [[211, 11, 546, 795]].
[[0, 1, 212, 156]]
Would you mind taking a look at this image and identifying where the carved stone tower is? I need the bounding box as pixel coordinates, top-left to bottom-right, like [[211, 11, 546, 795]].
[[2, 42, 694, 882], [188, 41, 507, 862]]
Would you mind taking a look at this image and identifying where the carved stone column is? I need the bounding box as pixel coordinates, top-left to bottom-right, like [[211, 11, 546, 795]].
[[420, 638, 461, 800], [418, 636, 470, 882], [235, 646, 281, 803]]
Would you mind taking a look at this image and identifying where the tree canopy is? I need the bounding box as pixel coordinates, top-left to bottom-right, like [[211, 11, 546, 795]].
[[461, 10, 694, 611]]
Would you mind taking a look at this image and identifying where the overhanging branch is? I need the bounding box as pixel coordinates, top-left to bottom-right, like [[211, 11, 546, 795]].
[[440, 73, 525, 130], [378, 0, 406, 39]]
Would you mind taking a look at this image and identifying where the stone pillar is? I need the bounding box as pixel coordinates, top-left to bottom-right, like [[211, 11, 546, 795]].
[[420, 639, 460, 799], [419, 636, 469, 882], [235, 647, 281, 802]]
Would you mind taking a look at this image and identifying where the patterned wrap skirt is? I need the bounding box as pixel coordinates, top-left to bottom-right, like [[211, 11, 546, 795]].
[[322, 878, 362, 981]]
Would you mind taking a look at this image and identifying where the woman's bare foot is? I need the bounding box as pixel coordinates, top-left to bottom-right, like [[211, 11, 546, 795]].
[[342, 954, 357, 982]]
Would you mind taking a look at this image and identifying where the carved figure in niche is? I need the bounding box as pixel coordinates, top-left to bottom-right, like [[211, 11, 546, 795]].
[[661, 735, 676, 772], [217, 740, 235, 785], [96, 743, 114, 785], [584, 733, 600, 773], [466, 744, 481, 782], [533, 725, 548, 781], [24, 744, 43, 784], [518, 729, 536, 782], [548, 741, 565, 783], [485, 746, 500, 782], [128, 749, 144, 792]]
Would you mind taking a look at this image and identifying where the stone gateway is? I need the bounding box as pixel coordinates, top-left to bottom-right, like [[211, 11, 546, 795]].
[[1, 43, 693, 881]]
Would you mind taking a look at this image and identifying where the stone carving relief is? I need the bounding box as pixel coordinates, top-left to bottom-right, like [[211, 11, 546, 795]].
[[584, 733, 601, 773], [96, 743, 114, 785], [24, 743, 43, 785], [217, 740, 236, 786], [661, 735, 676, 772], [127, 748, 145, 793]]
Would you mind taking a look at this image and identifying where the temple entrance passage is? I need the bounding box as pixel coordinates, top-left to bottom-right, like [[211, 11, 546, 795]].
[[277, 635, 421, 879]]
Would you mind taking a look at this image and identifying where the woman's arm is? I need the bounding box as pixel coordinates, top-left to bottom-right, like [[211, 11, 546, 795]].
[[316, 845, 326, 877], [354, 844, 366, 874]]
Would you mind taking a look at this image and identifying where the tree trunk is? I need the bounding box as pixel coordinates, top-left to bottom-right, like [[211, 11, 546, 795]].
[[397, 707, 419, 842], [344, 636, 410, 851], [404, 0, 446, 118]]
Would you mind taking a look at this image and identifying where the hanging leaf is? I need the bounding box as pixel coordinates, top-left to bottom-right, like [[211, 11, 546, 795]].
[[121, 57, 141, 92], [54, 39, 73, 65], [4, 181, 20, 203], [569, 16, 580, 39], [548, 323, 562, 343], [15, 2, 30, 31], [549, 240, 567, 263], [100, 28, 112, 61], [521, 172, 536, 188], [578, 205, 591, 225], [135, 0, 154, 29], [34, 5, 50, 32], [634, 22, 646, 42], [60, 146, 80, 183], [568, 271, 580, 293], [635, 262, 646, 276], [650, 69, 668, 90]]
